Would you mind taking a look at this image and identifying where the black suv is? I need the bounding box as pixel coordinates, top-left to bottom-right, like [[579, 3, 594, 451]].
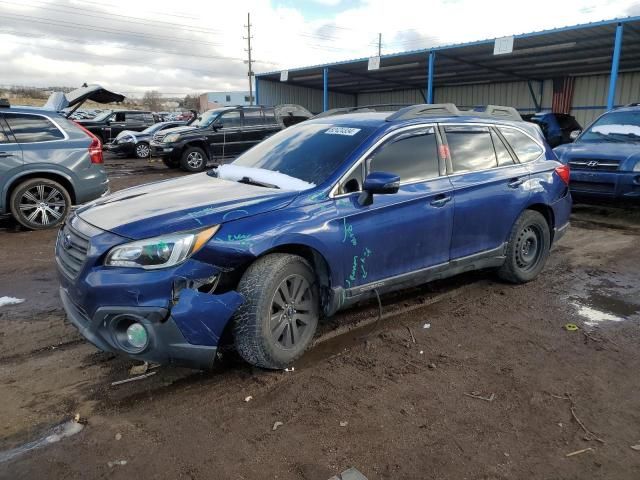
[[150, 104, 312, 172], [78, 110, 157, 144]]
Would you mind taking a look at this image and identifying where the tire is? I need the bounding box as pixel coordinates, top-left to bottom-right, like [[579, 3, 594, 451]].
[[10, 178, 72, 230], [232, 253, 320, 369], [134, 142, 150, 159], [179, 146, 207, 172], [162, 158, 179, 169], [498, 210, 551, 284]]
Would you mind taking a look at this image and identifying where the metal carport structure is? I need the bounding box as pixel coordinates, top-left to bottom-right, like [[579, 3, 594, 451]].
[[256, 16, 640, 124]]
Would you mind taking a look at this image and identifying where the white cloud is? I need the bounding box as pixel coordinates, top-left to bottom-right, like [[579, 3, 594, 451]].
[[0, 0, 635, 98]]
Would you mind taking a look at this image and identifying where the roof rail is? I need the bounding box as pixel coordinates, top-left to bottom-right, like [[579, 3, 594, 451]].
[[0, 98, 10, 108], [624, 102, 640, 107], [387, 103, 523, 122], [386, 103, 462, 121], [312, 103, 411, 119]]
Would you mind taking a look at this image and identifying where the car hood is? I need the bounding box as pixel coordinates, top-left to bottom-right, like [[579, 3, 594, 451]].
[[554, 141, 640, 164], [76, 174, 298, 239], [115, 130, 147, 141]]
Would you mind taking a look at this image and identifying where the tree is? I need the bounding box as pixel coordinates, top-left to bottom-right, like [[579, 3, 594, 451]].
[[182, 93, 200, 111], [142, 90, 162, 111]]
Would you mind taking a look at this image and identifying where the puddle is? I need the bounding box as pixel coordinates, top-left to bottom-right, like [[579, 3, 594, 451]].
[[573, 303, 626, 327], [570, 289, 639, 328], [0, 419, 84, 464]]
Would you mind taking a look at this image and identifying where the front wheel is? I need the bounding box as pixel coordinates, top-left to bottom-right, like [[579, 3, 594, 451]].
[[10, 178, 72, 230], [498, 210, 551, 284], [232, 254, 320, 369], [134, 142, 150, 159], [179, 146, 207, 172]]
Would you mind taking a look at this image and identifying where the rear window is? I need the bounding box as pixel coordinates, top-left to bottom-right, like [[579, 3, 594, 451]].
[[232, 122, 374, 185], [4, 113, 65, 143], [446, 126, 497, 172], [499, 127, 543, 162]]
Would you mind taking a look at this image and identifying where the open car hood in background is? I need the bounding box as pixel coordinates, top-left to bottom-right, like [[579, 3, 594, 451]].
[[43, 84, 125, 114]]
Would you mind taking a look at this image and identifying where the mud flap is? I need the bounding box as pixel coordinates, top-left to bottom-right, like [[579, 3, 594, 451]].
[[170, 289, 244, 346]]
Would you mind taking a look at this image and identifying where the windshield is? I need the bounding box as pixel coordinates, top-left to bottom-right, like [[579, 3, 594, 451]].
[[189, 110, 222, 128], [142, 123, 170, 134], [92, 110, 113, 122], [231, 122, 374, 185], [580, 111, 640, 143]]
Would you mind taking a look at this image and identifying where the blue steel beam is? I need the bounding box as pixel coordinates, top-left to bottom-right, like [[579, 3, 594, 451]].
[[427, 51, 435, 104], [606, 23, 624, 110], [323, 67, 329, 112]]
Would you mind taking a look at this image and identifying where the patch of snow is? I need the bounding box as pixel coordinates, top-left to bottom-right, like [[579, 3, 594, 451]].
[[0, 296, 25, 307], [592, 124, 640, 137], [217, 164, 315, 191]]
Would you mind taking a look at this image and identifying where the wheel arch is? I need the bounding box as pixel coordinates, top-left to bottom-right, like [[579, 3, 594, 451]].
[[6, 171, 76, 207], [181, 139, 210, 159]]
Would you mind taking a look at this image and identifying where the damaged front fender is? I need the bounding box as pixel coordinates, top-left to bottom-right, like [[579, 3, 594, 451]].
[[170, 288, 244, 346]]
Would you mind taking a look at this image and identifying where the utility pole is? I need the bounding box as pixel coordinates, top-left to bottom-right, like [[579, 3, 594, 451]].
[[378, 32, 382, 57], [244, 12, 254, 105]]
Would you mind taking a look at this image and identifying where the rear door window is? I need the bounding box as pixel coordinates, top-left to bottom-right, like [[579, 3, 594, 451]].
[[491, 130, 515, 166], [445, 126, 497, 173], [4, 113, 65, 143], [218, 111, 241, 128], [243, 109, 264, 126], [499, 127, 543, 162], [0, 118, 12, 143], [262, 108, 278, 125], [368, 127, 440, 183]]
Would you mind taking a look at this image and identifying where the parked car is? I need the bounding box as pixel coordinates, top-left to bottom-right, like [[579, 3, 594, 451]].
[[554, 105, 640, 201], [523, 112, 582, 148], [150, 104, 312, 172], [77, 110, 157, 144], [56, 103, 571, 370], [0, 98, 111, 230], [104, 121, 187, 159]]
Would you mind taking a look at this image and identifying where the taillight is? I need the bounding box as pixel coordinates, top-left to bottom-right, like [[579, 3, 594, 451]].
[[73, 120, 104, 164], [555, 164, 570, 185]]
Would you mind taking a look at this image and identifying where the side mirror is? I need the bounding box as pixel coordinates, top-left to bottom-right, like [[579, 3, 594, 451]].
[[569, 129, 582, 141], [358, 171, 400, 206]]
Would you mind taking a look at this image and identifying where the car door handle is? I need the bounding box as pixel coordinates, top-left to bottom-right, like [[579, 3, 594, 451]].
[[0, 152, 14, 157], [430, 194, 452, 207], [508, 177, 525, 188]]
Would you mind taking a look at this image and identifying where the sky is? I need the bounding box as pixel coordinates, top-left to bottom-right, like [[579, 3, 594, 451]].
[[0, 0, 638, 98]]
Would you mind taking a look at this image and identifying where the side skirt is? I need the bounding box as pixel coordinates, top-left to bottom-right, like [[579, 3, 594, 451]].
[[326, 243, 507, 315]]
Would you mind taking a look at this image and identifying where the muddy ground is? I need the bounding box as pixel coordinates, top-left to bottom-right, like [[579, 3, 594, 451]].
[[1, 156, 639, 479]]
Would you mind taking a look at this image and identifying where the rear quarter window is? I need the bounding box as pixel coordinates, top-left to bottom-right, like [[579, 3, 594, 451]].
[[4, 113, 65, 143], [499, 127, 543, 163]]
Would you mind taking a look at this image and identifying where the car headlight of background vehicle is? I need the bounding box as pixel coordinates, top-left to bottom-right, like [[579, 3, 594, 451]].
[[104, 226, 219, 269], [633, 162, 640, 172], [163, 133, 181, 143]]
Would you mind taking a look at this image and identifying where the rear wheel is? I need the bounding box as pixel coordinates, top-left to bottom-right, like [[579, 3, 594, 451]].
[[232, 254, 319, 369], [180, 146, 207, 172], [134, 142, 150, 159], [498, 210, 550, 284], [10, 178, 72, 230]]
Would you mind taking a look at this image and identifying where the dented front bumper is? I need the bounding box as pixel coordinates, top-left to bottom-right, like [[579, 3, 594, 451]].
[[57, 240, 245, 369]]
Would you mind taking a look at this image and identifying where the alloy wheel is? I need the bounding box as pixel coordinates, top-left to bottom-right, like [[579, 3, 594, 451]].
[[136, 143, 150, 158], [187, 151, 204, 169], [19, 184, 67, 226], [270, 274, 314, 349]]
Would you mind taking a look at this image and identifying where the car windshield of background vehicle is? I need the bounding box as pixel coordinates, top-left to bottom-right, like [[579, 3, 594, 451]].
[[92, 111, 113, 122], [232, 123, 375, 185], [580, 111, 640, 143], [189, 109, 223, 128]]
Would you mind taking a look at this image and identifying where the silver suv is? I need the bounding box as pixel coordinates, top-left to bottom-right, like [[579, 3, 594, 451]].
[[0, 102, 110, 230]]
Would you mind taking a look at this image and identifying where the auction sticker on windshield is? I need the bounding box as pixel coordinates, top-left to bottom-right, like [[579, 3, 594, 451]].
[[325, 127, 361, 136]]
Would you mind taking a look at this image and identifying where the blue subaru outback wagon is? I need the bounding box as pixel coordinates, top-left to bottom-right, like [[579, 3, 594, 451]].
[[56, 104, 571, 370]]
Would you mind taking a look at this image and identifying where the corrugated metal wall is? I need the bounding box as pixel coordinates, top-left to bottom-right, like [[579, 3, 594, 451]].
[[260, 72, 639, 126], [258, 80, 355, 113]]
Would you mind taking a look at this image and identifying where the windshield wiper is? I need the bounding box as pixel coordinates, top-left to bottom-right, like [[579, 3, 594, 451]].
[[237, 176, 280, 189]]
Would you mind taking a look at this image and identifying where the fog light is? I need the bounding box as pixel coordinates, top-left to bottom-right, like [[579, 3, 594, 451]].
[[126, 323, 148, 350]]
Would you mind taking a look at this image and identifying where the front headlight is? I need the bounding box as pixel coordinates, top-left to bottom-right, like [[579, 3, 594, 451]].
[[163, 133, 181, 143], [104, 226, 219, 269], [633, 162, 640, 172]]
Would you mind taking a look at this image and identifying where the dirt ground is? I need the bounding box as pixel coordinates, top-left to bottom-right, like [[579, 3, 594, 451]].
[[1, 156, 639, 480]]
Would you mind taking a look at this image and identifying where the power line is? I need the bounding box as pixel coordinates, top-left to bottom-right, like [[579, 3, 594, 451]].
[[0, 0, 224, 36], [0, 29, 276, 64]]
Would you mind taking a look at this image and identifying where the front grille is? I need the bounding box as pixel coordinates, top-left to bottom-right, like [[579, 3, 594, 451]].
[[569, 158, 621, 172], [56, 220, 90, 278]]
